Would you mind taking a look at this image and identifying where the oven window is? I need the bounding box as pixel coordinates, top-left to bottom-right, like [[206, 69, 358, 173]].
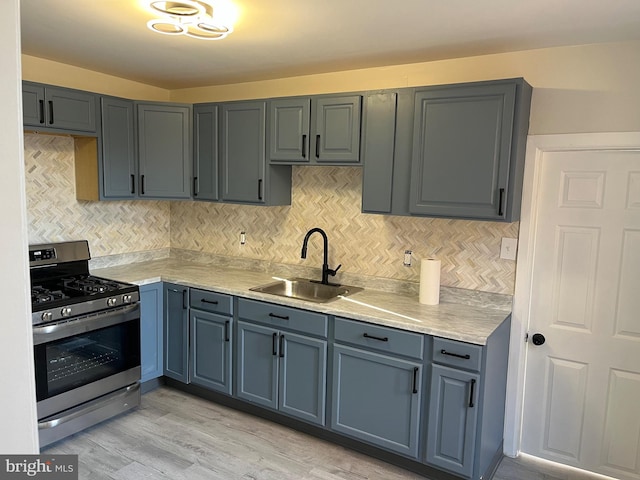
[[34, 319, 140, 401]]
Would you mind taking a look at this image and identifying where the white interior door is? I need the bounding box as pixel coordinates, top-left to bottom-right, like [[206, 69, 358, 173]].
[[520, 146, 640, 479]]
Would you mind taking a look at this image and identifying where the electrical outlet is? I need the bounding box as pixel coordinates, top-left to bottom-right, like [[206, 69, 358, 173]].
[[240, 231, 246, 246], [500, 237, 518, 261], [403, 250, 412, 266]]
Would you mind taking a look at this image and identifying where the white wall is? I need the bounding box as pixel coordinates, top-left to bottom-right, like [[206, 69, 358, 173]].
[[0, 0, 39, 453]]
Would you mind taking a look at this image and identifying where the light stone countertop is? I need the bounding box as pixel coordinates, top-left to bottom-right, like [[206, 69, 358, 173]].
[[93, 258, 512, 346]]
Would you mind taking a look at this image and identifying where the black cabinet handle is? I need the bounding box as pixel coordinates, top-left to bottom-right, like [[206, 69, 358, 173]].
[[468, 379, 476, 408], [268, 312, 289, 320], [301, 134, 307, 158], [224, 320, 230, 342], [130, 174, 135, 194], [279, 334, 285, 358], [441, 349, 471, 360], [200, 299, 218, 305], [38, 100, 45, 124], [48, 100, 54, 124], [182, 289, 187, 310], [272, 332, 278, 356], [258, 179, 263, 200], [412, 367, 419, 394], [363, 333, 388, 342], [193, 177, 198, 196], [315, 134, 320, 158], [498, 188, 505, 216], [140, 175, 145, 195]]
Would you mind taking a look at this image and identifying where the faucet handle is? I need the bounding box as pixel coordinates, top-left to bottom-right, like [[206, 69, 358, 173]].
[[329, 264, 342, 276]]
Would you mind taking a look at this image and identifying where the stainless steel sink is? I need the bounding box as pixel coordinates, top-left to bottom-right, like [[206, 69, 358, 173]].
[[249, 277, 363, 303]]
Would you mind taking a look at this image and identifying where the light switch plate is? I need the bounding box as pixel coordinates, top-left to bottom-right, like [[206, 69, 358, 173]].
[[500, 237, 518, 261]]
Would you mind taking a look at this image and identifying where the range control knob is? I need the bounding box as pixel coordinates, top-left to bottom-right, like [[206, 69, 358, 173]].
[[107, 297, 118, 307], [122, 294, 132, 304], [41, 311, 53, 322], [60, 307, 72, 317]]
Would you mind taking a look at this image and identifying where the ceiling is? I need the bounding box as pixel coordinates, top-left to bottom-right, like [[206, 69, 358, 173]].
[[20, 0, 640, 90]]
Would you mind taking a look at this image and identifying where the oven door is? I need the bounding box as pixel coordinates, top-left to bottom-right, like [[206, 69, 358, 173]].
[[33, 303, 141, 419]]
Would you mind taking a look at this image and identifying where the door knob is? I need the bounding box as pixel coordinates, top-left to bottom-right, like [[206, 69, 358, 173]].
[[531, 333, 546, 346]]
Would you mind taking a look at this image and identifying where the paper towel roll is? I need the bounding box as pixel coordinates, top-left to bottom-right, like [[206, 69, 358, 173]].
[[419, 258, 441, 305]]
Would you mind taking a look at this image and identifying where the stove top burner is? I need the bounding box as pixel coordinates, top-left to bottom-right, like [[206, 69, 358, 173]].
[[31, 286, 70, 305], [62, 277, 124, 294]]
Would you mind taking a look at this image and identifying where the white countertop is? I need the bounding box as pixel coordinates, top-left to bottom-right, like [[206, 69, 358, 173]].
[[93, 258, 512, 345]]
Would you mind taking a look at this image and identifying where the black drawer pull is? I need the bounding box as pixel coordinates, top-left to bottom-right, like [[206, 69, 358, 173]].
[[441, 349, 470, 360], [272, 332, 278, 356], [200, 299, 219, 305], [469, 379, 476, 408], [268, 312, 289, 320], [279, 334, 285, 358], [498, 188, 505, 216], [182, 290, 187, 310], [363, 333, 388, 342], [412, 367, 419, 394], [48, 100, 54, 124], [224, 320, 230, 342]]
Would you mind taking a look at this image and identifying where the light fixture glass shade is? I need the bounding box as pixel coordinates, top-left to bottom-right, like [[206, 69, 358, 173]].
[[146, 0, 233, 40]]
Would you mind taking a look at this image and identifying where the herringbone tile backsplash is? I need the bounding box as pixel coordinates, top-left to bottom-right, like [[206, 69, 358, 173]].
[[24, 134, 518, 294]]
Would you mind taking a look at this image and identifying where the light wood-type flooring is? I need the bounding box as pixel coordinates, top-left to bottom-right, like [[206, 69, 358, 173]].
[[43, 386, 595, 480]]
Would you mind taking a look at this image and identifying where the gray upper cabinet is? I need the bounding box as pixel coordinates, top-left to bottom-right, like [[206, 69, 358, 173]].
[[221, 100, 291, 205], [101, 97, 136, 199], [409, 79, 531, 221], [137, 103, 192, 199], [193, 104, 219, 201], [22, 82, 97, 133], [268, 95, 362, 164]]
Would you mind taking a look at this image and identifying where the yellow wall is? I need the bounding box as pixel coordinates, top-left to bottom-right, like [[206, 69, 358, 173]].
[[170, 41, 640, 135], [21, 55, 170, 101]]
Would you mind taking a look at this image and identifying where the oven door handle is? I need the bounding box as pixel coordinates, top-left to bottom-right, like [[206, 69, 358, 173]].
[[33, 303, 140, 345], [38, 383, 140, 430]]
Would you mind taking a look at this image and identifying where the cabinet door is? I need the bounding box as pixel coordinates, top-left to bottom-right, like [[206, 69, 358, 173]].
[[268, 98, 311, 163], [140, 283, 163, 383], [236, 321, 278, 409], [45, 87, 97, 132], [220, 101, 266, 203], [410, 82, 516, 220], [278, 332, 326, 425], [101, 97, 136, 198], [190, 309, 232, 394], [193, 104, 219, 201], [22, 83, 45, 127], [331, 345, 421, 458], [426, 364, 480, 477], [138, 104, 191, 199], [163, 283, 189, 383], [312, 95, 361, 163]]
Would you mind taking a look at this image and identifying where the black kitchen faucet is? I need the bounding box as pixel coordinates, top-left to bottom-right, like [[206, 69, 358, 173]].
[[300, 227, 341, 285]]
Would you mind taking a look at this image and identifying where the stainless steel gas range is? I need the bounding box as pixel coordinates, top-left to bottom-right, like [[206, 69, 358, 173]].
[[29, 240, 141, 448]]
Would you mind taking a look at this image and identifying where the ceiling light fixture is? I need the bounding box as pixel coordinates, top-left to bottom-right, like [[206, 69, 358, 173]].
[[146, 1, 233, 40]]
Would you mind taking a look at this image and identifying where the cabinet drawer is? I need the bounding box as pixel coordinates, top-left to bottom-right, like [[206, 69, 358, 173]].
[[432, 337, 482, 372], [190, 289, 233, 316], [238, 298, 328, 338], [334, 317, 424, 360]]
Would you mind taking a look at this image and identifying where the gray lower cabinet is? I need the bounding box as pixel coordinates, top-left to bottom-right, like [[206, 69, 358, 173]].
[[140, 283, 163, 383], [22, 81, 97, 133], [268, 94, 362, 164], [163, 283, 189, 383], [220, 100, 291, 205], [426, 364, 479, 477], [101, 96, 136, 199], [236, 298, 328, 425], [189, 289, 233, 394], [193, 104, 219, 201], [331, 317, 424, 459], [137, 103, 192, 199]]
